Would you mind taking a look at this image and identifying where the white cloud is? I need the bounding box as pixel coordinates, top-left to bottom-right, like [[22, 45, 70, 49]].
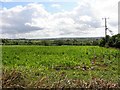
[[79, 15, 92, 22], [0, 0, 119, 39], [1, 3, 50, 34]]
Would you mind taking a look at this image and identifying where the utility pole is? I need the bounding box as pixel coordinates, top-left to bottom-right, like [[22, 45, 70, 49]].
[[102, 18, 109, 37]]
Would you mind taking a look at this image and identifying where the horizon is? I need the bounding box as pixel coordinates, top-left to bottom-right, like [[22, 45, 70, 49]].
[[0, 36, 105, 40]]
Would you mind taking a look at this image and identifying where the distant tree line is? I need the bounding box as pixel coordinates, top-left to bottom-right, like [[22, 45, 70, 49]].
[[1, 34, 120, 48], [99, 34, 120, 48], [1, 38, 99, 46]]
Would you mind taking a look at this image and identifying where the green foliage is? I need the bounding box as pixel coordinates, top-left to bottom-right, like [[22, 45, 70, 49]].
[[99, 34, 120, 48], [2, 46, 119, 85], [1, 38, 100, 46], [109, 34, 120, 48], [99, 38, 106, 47]]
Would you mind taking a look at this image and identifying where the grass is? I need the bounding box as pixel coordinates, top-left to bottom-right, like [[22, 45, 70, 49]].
[[1, 46, 120, 88]]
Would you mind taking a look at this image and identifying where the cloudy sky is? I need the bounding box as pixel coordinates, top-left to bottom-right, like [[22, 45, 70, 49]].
[[0, 0, 119, 39]]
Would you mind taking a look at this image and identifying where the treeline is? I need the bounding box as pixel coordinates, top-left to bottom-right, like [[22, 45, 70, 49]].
[[99, 34, 120, 48], [1, 38, 99, 46], [1, 34, 120, 48]]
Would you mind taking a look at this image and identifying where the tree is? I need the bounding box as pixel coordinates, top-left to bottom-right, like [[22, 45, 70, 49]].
[[99, 34, 120, 48], [99, 38, 106, 47]]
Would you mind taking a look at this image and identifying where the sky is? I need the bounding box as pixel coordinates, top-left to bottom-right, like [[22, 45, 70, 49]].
[[0, 0, 119, 39]]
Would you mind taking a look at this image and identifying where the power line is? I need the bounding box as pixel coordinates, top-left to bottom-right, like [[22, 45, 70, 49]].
[[108, 29, 114, 35], [102, 18, 109, 37], [102, 18, 114, 36]]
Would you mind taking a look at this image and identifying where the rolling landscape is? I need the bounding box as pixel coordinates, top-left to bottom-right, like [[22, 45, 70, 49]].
[[0, 0, 120, 89]]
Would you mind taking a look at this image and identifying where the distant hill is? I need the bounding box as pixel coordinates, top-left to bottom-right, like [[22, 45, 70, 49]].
[[1, 37, 103, 40]]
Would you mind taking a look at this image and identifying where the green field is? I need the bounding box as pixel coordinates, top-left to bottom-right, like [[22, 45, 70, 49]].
[[2, 46, 120, 88]]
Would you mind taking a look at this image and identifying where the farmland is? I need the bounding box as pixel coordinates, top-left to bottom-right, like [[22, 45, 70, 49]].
[[1, 46, 120, 88]]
